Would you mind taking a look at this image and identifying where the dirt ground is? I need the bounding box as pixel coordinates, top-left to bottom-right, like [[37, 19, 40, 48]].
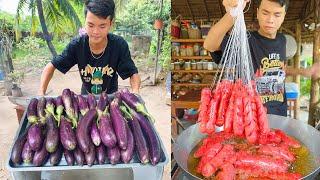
[[0, 66, 171, 180]]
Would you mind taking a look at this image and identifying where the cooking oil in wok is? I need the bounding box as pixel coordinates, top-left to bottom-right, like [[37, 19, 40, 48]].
[[289, 145, 317, 176], [187, 141, 205, 179], [187, 136, 317, 179]]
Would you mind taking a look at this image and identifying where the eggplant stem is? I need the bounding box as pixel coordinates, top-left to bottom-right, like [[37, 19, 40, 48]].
[[119, 105, 132, 120]]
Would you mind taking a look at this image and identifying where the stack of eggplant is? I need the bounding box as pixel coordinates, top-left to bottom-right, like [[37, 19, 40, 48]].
[[10, 88, 161, 167]]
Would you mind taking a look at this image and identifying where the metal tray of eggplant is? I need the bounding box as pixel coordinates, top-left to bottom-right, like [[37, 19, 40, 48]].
[[7, 94, 168, 171]]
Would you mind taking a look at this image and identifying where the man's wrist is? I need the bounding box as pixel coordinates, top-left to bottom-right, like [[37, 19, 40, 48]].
[[132, 88, 139, 94]]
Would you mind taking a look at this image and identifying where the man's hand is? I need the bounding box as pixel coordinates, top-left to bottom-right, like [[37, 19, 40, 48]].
[[130, 73, 141, 94], [310, 62, 320, 79], [223, 0, 250, 13], [38, 90, 45, 96], [38, 63, 55, 96]]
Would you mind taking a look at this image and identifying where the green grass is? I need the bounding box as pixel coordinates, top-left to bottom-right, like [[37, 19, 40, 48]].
[[12, 48, 29, 60]]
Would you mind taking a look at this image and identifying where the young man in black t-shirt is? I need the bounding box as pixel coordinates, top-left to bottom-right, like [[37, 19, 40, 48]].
[[204, 0, 320, 116], [39, 0, 141, 95]]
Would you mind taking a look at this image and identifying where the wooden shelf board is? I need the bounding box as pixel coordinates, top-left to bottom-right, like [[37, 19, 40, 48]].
[[171, 39, 205, 43], [172, 69, 221, 73], [172, 56, 212, 60]]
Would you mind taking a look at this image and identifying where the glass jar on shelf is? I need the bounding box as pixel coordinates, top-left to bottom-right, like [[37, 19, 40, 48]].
[[191, 61, 197, 70], [186, 45, 194, 56], [172, 42, 180, 56], [197, 61, 203, 70], [200, 46, 208, 56], [184, 61, 191, 70], [180, 45, 187, 56], [174, 62, 181, 70], [193, 43, 200, 56], [208, 62, 214, 70], [202, 60, 208, 70]]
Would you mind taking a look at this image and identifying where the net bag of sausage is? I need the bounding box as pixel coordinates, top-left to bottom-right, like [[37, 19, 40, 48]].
[[198, 0, 269, 143]]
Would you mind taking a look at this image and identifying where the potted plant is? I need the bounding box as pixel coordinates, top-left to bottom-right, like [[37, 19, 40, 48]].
[[154, 15, 164, 30], [7, 71, 24, 97]]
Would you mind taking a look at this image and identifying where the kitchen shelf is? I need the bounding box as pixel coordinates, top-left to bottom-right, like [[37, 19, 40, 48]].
[[172, 69, 221, 73], [171, 39, 205, 43], [172, 56, 211, 60]]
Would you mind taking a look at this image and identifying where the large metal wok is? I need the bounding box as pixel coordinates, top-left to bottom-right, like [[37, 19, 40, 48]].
[[173, 114, 320, 179]]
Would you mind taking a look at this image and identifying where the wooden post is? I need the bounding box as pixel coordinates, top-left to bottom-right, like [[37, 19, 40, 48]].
[[153, 0, 164, 85], [293, 22, 301, 119], [308, 0, 320, 126]]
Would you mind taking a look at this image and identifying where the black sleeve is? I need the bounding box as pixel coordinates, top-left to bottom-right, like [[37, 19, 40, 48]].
[[117, 40, 138, 80], [51, 38, 78, 74], [209, 36, 229, 64]]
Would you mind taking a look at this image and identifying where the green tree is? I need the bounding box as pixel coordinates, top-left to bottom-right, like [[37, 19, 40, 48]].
[[15, 0, 82, 57]]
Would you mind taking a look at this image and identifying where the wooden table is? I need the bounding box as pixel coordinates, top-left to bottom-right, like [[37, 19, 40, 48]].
[[171, 90, 201, 139]]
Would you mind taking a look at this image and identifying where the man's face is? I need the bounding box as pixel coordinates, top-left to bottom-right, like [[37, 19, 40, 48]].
[[85, 11, 112, 44], [257, 0, 286, 37]]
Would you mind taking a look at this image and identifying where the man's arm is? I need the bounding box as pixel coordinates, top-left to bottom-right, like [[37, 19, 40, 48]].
[[286, 62, 320, 78], [38, 63, 56, 95], [286, 67, 313, 77], [203, 13, 234, 52], [203, 0, 249, 52], [130, 73, 141, 94]]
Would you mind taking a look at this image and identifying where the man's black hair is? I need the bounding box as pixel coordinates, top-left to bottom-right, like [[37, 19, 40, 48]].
[[256, 0, 289, 12], [84, 0, 115, 20]]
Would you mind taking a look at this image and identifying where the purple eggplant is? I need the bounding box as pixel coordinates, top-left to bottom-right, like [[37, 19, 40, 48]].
[[64, 149, 75, 166], [97, 92, 108, 118], [28, 123, 44, 151], [27, 98, 38, 123], [136, 113, 161, 165], [72, 94, 79, 121], [84, 143, 96, 166], [96, 144, 106, 164], [119, 88, 153, 121], [107, 146, 120, 165], [76, 109, 97, 153], [33, 138, 49, 166], [37, 97, 47, 124], [99, 114, 117, 148], [128, 117, 149, 164], [87, 94, 97, 110], [49, 144, 63, 165], [10, 126, 29, 164], [45, 97, 55, 116], [60, 116, 77, 150], [55, 96, 64, 125], [132, 110, 161, 165], [77, 95, 89, 116], [110, 98, 127, 150], [91, 122, 101, 146], [74, 146, 85, 166], [22, 141, 34, 164], [45, 115, 59, 153], [62, 89, 77, 128], [121, 124, 134, 163]]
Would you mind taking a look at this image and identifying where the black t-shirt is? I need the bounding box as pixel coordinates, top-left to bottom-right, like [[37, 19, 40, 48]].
[[210, 31, 287, 116], [52, 33, 138, 95]]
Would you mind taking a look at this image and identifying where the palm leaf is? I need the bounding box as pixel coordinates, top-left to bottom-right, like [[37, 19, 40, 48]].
[[71, 0, 83, 7], [29, 0, 38, 36], [43, 0, 64, 34], [55, 0, 82, 30], [15, 0, 28, 41]]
